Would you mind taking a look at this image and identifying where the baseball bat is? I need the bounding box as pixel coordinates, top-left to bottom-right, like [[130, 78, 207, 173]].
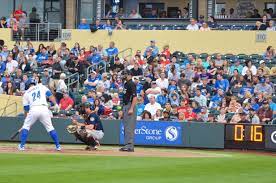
[[10, 128, 21, 140]]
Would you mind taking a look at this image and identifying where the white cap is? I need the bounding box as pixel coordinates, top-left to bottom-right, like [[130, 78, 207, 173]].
[[60, 73, 66, 79], [259, 60, 265, 64], [91, 71, 97, 75]]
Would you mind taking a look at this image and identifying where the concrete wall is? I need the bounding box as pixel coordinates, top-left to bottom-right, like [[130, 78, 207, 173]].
[[0, 95, 23, 116], [1, 28, 276, 54]]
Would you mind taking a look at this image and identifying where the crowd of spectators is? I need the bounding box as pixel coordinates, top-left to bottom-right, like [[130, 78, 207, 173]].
[[105, 6, 276, 19], [0, 4, 40, 40], [105, 7, 189, 19], [1, 5, 275, 32], [0, 39, 275, 124], [77, 14, 276, 31]]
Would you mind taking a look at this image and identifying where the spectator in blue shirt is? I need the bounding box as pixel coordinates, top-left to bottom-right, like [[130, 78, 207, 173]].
[[36, 47, 48, 63], [87, 48, 101, 64], [167, 79, 177, 93], [230, 60, 243, 75], [267, 97, 276, 117], [144, 40, 159, 58], [209, 90, 224, 109], [180, 54, 194, 70], [78, 18, 90, 30], [87, 90, 96, 104], [84, 71, 99, 91], [250, 98, 260, 111], [102, 19, 113, 30], [156, 89, 168, 107], [239, 81, 254, 98], [137, 96, 145, 117], [133, 77, 143, 95], [165, 56, 180, 74], [215, 74, 229, 92], [71, 42, 81, 56], [0, 55, 6, 74], [0, 45, 9, 61], [105, 41, 119, 57], [90, 19, 104, 31], [169, 91, 180, 106]]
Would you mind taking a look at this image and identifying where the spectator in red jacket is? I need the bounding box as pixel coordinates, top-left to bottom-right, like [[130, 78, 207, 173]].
[[184, 107, 197, 121], [14, 4, 25, 21], [161, 45, 171, 60], [59, 91, 74, 111]]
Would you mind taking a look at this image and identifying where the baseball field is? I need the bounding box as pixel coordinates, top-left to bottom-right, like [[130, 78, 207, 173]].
[[0, 143, 276, 183]]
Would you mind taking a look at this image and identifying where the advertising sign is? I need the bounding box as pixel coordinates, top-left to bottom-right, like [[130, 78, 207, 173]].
[[265, 125, 276, 151], [120, 121, 182, 146]]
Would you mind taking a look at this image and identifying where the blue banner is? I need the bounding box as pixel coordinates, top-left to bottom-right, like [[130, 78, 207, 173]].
[[120, 121, 182, 146]]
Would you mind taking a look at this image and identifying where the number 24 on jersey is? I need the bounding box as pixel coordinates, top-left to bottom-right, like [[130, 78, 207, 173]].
[[32, 91, 41, 102]]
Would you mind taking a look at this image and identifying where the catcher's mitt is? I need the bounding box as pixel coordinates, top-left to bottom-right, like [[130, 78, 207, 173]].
[[66, 125, 78, 134]]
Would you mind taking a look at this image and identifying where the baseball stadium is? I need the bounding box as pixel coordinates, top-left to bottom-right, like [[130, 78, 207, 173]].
[[0, 0, 276, 183]]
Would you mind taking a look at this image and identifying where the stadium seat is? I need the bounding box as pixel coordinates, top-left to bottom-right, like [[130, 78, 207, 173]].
[[225, 113, 235, 122], [172, 51, 185, 58], [231, 25, 244, 30], [65, 109, 76, 116], [27, 71, 33, 77], [243, 25, 255, 30], [236, 54, 248, 62], [272, 96, 276, 103], [187, 53, 198, 59], [78, 88, 85, 95], [218, 25, 231, 30], [150, 25, 162, 30], [224, 53, 235, 62], [174, 25, 186, 30], [127, 24, 138, 30], [211, 53, 219, 59], [137, 24, 150, 30], [161, 25, 174, 30], [249, 54, 262, 61], [199, 53, 208, 61], [199, 53, 208, 59], [209, 109, 220, 115], [266, 62, 275, 68], [73, 93, 82, 105]]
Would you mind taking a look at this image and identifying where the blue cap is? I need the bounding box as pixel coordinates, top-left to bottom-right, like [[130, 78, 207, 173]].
[[29, 78, 37, 85], [260, 78, 265, 83]]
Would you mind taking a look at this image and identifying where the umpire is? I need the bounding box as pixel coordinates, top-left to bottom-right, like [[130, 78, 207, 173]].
[[119, 70, 137, 152]]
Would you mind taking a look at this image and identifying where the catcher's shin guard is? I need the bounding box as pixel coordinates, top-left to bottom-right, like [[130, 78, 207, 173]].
[[73, 131, 97, 146]]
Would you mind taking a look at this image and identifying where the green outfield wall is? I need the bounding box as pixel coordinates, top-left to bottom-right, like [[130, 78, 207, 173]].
[[0, 117, 275, 151]]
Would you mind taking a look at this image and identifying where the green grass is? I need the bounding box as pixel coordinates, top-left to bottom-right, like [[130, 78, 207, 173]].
[[0, 147, 276, 183]]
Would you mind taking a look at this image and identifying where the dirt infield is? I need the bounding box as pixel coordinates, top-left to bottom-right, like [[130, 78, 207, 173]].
[[0, 144, 225, 158]]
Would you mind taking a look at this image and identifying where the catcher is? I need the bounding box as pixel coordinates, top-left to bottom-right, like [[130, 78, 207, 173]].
[[67, 102, 104, 150]]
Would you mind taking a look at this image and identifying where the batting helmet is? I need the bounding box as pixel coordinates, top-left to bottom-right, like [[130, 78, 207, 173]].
[[26, 78, 37, 89], [29, 78, 37, 85]]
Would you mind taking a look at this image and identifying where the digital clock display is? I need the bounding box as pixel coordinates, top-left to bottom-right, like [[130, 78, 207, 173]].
[[225, 124, 265, 150]]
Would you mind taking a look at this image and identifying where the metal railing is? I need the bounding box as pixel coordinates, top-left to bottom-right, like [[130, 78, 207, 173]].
[[12, 23, 62, 42], [117, 48, 132, 61], [86, 63, 106, 79], [0, 102, 18, 117], [86, 48, 132, 78], [66, 73, 80, 92]]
